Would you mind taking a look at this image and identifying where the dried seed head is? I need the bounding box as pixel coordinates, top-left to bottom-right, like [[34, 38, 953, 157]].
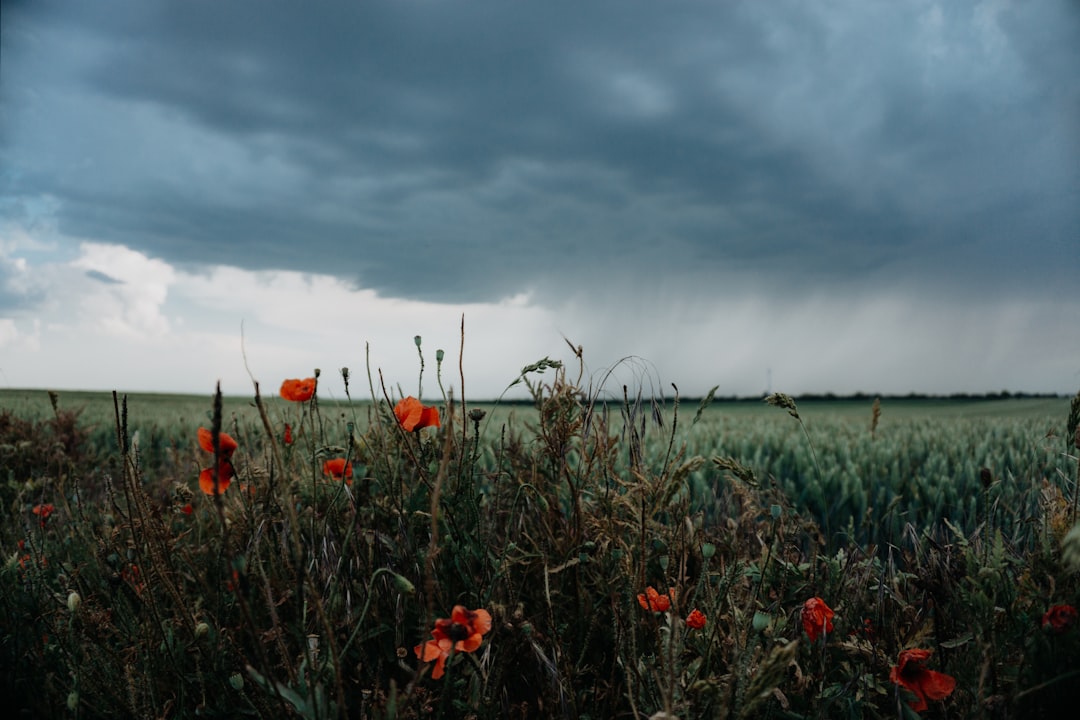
[[980, 467, 993, 490], [765, 392, 800, 419]]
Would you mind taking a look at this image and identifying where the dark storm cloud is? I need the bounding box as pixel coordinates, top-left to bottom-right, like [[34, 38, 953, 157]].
[[2, 0, 1077, 303]]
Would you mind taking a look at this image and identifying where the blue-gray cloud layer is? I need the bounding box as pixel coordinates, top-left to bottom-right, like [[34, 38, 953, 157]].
[[2, 0, 1077, 306]]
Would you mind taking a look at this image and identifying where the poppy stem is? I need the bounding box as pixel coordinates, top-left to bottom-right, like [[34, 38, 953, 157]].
[[415, 334, 425, 400], [338, 567, 397, 663]]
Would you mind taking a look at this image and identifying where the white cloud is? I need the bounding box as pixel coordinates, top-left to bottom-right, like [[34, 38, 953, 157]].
[[171, 264, 562, 399], [1, 239, 1078, 398], [0, 318, 18, 347], [71, 242, 176, 338], [1, 241, 565, 397]]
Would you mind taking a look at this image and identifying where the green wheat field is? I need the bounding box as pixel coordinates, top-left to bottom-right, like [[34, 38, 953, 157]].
[[2, 343, 1079, 719]]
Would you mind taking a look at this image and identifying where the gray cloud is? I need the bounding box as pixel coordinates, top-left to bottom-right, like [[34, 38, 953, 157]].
[[2, 0, 1077, 305], [83, 269, 122, 285]]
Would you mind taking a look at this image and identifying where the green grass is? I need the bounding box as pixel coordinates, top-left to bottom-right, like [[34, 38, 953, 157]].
[[2, 351, 1079, 719]]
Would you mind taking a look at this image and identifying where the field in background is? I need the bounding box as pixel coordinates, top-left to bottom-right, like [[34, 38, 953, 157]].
[[3, 388, 1070, 550]]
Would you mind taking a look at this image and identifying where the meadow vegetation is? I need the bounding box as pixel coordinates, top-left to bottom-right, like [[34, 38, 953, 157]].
[[2, 334, 1079, 719]]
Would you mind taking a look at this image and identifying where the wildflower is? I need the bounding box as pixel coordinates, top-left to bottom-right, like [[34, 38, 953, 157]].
[[889, 648, 956, 713], [415, 636, 452, 679], [801, 597, 834, 642], [1042, 604, 1078, 633], [181, 503, 193, 515], [199, 460, 234, 496], [686, 608, 707, 629], [32, 503, 55, 526], [637, 586, 675, 613], [322, 458, 353, 483], [283, 423, 293, 445], [280, 377, 316, 402], [394, 396, 441, 432], [197, 427, 237, 495], [197, 427, 238, 457], [414, 605, 492, 679]]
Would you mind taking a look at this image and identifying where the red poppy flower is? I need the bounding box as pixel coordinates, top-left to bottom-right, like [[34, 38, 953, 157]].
[[199, 460, 234, 496], [394, 396, 441, 432], [280, 377, 316, 402], [32, 503, 55, 526], [686, 608, 707, 629], [801, 597, 835, 642], [637, 586, 675, 612], [889, 648, 956, 712], [283, 423, 293, 445], [197, 427, 238, 457], [322, 458, 353, 483], [1042, 604, 1078, 633], [181, 503, 193, 515], [414, 605, 492, 679]]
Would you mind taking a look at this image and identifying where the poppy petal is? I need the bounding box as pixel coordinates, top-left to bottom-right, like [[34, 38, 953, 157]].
[[419, 405, 441, 429], [198, 427, 238, 456], [430, 653, 447, 679], [457, 634, 483, 653], [199, 462, 234, 495], [280, 377, 316, 402], [395, 397, 423, 431], [920, 669, 957, 701]]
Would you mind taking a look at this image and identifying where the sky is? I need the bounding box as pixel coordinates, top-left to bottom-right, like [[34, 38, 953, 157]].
[[1, 0, 1078, 402]]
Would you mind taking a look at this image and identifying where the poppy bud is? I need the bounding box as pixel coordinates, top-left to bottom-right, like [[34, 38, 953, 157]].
[[67, 591, 81, 613], [391, 572, 416, 595], [67, 691, 79, 711], [195, 622, 210, 639], [980, 467, 993, 489]]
